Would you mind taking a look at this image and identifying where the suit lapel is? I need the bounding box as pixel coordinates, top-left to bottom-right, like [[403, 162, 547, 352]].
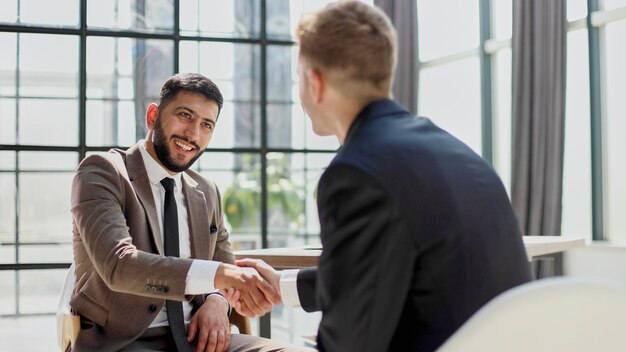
[[125, 144, 165, 255], [182, 173, 211, 260]]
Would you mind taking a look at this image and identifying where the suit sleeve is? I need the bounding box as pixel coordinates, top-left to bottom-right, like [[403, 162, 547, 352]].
[[296, 268, 318, 311], [312, 164, 416, 352], [71, 154, 193, 300]]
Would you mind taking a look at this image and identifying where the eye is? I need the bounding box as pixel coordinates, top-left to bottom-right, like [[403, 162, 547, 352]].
[[180, 111, 192, 120], [202, 122, 214, 130]]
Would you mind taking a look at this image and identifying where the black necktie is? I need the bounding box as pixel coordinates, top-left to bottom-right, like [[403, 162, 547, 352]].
[[161, 178, 192, 352]]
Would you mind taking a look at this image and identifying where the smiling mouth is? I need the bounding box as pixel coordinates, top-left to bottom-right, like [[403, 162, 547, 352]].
[[174, 139, 194, 152]]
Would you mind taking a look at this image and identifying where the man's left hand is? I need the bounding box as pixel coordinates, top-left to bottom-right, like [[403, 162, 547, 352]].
[[187, 295, 231, 352]]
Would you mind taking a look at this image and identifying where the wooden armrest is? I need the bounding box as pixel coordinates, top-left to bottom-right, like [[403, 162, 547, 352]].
[[60, 313, 80, 352], [229, 310, 251, 335]]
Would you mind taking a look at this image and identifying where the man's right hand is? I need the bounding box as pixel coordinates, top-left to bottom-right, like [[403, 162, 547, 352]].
[[213, 263, 280, 316], [231, 258, 282, 316]]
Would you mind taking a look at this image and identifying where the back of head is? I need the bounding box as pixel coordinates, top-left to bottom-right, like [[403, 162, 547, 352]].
[[296, 1, 397, 102], [159, 73, 224, 115]]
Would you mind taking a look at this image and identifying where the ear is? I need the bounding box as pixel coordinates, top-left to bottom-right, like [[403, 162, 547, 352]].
[[145, 103, 159, 131], [308, 69, 325, 104]]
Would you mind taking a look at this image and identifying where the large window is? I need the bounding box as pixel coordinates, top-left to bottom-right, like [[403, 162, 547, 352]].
[[417, 0, 626, 244], [0, 0, 347, 342], [417, 0, 482, 155]]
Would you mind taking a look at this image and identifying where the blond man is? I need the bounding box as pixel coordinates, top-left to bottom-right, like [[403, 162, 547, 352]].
[[237, 2, 532, 351]]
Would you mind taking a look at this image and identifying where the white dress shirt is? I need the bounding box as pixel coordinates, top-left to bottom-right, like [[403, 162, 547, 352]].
[[279, 269, 302, 308], [138, 141, 220, 327]]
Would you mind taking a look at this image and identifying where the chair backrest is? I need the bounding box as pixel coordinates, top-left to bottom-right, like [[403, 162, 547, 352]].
[[437, 277, 626, 352]]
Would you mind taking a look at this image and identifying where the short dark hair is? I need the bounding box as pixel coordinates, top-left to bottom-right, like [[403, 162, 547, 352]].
[[159, 73, 224, 115]]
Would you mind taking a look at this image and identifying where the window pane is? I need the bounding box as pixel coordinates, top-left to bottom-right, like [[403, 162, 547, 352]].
[[179, 0, 259, 38], [493, 48, 512, 194], [418, 0, 479, 61], [267, 103, 293, 149], [266, 153, 306, 247], [19, 152, 78, 171], [0, 272, 16, 314], [87, 37, 174, 146], [180, 41, 258, 100], [562, 29, 591, 240], [0, 174, 16, 262], [567, 0, 588, 21], [18, 269, 67, 314], [20, 244, 73, 263], [19, 0, 79, 27], [0, 33, 17, 96], [0, 98, 16, 144], [493, 0, 512, 40], [0, 151, 16, 170], [0, 1, 17, 24], [88, 37, 174, 100], [216, 102, 260, 149], [86, 100, 137, 147], [266, 45, 295, 148], [19, 34, 79, 98], [418, 57, 482, 155], [18, 98, 78, 146], [603, 0, 626, 11], [267, 152, 331, 247], [18, 172, 73, 247], [195, 152, 262, 250], [87, 0, 174, 33], [180, 41, 261, 148], [265, 45, 338, 150], [265, 0, 335, 40], [604, 20, 626, 241], [267, 45, 295, 103]]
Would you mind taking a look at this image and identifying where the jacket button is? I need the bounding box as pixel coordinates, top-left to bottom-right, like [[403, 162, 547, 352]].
[[148, 304, 157, 313]]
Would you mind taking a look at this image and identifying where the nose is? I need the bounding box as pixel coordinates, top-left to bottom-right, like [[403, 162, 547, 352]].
[[184, 121, 200, 142]]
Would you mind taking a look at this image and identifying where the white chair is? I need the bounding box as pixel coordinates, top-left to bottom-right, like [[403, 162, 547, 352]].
[[437, 277, 626, 352]]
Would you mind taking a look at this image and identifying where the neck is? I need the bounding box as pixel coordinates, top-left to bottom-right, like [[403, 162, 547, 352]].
[[330, 95, 388, 145], [332, 102, 364, 145]]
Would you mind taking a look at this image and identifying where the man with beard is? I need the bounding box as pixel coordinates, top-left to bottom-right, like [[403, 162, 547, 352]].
[[70, 73, 311, 352]]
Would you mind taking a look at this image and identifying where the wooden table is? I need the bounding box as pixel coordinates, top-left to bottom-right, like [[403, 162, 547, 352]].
[[522, 236, 585, 260], [235, 235, 585, 338], [235, 235, 585, 269]]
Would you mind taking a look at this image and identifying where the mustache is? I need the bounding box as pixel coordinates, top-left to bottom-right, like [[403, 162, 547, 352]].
[[170, 135, 200, 150]]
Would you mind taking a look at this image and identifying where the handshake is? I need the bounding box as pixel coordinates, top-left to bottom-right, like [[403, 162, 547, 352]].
[[214, 259, 283, 317]]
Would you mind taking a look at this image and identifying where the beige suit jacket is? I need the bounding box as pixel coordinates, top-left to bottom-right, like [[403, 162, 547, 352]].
[[70, 143, 235, 351]]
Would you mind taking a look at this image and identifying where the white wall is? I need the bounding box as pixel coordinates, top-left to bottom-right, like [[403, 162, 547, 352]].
[[564, 243, 626, 284]]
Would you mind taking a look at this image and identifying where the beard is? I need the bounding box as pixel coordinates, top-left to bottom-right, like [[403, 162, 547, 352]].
[[152, 116, 204, 173]]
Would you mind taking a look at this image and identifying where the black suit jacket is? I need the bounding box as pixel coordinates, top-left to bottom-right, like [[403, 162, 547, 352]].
[[296, 100, 532, 352]]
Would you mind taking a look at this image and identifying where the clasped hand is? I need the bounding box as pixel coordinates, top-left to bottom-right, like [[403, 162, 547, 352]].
[[220, 259, 282, 317], [215, 262, 281, 317]]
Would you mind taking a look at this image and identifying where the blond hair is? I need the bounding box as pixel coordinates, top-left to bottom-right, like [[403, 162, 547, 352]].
[[296, 1, 397, 102]]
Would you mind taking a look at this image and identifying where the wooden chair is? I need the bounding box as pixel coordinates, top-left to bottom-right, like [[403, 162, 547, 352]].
[[57, 263, 250, 351]]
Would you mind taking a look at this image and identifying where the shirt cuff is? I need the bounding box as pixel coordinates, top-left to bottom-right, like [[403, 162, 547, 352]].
[[185, 260, 219, 294], [279, 269, 301, 308], [206, 291, 232, 316]]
